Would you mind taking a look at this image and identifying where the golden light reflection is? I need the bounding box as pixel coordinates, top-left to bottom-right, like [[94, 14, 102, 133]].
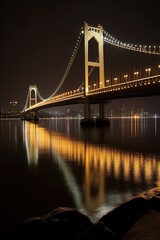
[[23, 122, 51, 166], [23, 121, 160, 214]]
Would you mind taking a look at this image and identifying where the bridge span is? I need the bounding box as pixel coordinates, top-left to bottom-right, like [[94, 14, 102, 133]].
[[21, 22, 160, 125]]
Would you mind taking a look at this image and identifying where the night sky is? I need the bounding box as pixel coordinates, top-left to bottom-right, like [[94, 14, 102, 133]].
[[1, 0, 160, 113]]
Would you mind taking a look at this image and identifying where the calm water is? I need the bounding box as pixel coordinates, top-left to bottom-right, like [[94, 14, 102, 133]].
[[0, 117, 160, 238]]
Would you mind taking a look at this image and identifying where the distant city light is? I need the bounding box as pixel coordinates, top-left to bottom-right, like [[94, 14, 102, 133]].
[[10, 100, 18, 106]]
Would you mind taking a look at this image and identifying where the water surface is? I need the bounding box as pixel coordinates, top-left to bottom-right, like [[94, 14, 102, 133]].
[[0, 117, 160, 238]]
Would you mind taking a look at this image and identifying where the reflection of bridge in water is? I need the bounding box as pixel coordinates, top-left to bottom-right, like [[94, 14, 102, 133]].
[[23, 120, 160, 218]]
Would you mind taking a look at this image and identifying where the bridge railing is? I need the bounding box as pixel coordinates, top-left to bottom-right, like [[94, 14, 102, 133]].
[[88, 75, 160, 95], [23, 75, 160, 113], [24, 90, 84, 112]]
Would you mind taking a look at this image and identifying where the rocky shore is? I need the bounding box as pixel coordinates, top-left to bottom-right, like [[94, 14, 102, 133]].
[[16, 187, 160, 239]]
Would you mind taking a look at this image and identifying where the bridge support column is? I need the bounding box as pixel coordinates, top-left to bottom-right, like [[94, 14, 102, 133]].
[[84, 98, 91, 119], [99, 102, 105, 119], [23, 110, 39, 122], [81, 100, 110, 127], [95, 102, 110, 126], [33, 110, 39, 121], [80, 98, 94, 126]]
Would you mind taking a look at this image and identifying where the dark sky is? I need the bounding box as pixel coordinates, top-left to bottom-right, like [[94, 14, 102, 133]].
[[1, 0, 160, 113]]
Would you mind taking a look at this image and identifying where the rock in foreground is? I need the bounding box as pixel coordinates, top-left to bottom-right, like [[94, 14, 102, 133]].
[[16, 187, 160, 239]]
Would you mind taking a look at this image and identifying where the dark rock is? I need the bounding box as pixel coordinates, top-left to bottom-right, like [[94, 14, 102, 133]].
[[16, 191, 160, 239], [39, 207, 93, 239], [16, 217, 42, 239], [16, 207, 93, 240], [148, 196, 160, 212], [76, 221, 120, 240], [99, 196, 149, 237]]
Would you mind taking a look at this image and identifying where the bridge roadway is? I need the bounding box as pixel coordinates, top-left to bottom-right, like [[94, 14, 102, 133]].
[[23, 75, 160, 113]]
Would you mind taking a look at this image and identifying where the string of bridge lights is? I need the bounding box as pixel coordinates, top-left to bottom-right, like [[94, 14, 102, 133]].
[[23, 29, 84, 111], [31, 29, 84, 104], [103, 30, 160, 55], [38, 26, 99, 101], [46, 29, 84, 100], [36, 27, 160, 99], [23, 91, 30, 111], [23, 25, 160, 111]]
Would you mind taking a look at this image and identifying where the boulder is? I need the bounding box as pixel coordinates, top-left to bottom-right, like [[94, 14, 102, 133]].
[[148, 196, 160, 212], [16, 217, 42, 239], [76, 221, 120, 240], [16, 207, 93, 240], [99, 197, 149, 238]]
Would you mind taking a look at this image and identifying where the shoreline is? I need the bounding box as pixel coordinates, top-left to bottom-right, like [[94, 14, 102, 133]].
[[16, 186, 160, 239]]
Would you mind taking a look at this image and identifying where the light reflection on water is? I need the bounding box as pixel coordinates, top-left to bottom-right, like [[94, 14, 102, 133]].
[[23, 118, 160, 221], [0, 118, 160, 237]]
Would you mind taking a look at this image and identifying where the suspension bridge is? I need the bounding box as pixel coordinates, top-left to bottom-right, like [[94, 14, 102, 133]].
[[21, 22, 160, 125]]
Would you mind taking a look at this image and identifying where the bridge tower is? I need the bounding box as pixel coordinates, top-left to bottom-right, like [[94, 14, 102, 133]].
[[81, 22, 108, 126], [29, 85, 38, 108], [84, 21, 105, 96], [27, 85, 39, 121]]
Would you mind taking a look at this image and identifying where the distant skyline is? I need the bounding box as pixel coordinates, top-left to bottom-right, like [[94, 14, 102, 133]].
[[1, 0, 160, 112]]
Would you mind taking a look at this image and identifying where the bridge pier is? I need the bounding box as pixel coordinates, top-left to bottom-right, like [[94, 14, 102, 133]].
[[84, 98, 91, 119], [33, 110, 39, 122], [22, 110, 39, 123], [80, 99, 110, 127], [95, 102, 110, 126], [99, 103, 104, 119], [92, 103, 109, 126], [80, 98, 94, 126]]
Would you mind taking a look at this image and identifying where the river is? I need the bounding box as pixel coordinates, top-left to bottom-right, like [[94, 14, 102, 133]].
[[0, 117, 160, 238]]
